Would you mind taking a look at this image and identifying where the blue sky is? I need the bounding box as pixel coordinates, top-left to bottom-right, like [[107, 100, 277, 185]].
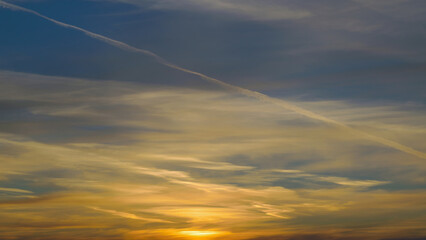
[[2, 0, 425, 101], [0, 0, 425, 239]]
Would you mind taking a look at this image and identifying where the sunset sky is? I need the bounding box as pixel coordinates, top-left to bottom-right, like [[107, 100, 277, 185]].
[[0, 0, 426, 239]]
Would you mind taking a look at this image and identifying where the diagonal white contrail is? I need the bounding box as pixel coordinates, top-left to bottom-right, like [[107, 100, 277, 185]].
[[1, 0, 425, 159]]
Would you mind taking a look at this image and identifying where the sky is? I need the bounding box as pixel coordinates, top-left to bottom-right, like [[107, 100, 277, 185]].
[[0, 0, 425, 239]]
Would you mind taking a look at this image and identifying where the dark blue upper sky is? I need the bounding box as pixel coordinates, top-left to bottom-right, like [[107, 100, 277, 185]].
[[1, 0, 425, 103]]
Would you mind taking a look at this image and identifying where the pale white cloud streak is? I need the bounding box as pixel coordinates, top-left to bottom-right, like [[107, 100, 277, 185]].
[[273, 169, 390, 187], [97, 0, 311, 21], [145, 154, 253, 171], [88, 206, 173, 223], [148, 0, 311, 21], [0, 187, 33, 194]]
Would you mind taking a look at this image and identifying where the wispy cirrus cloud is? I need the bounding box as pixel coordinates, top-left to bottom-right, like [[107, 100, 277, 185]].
[[0, 187, 33, 194], [0, 70, 425, 239], [147, 0, 311, 21], [1, 0, 425, 239], [1, 0, 424, 160], [273, 169, 390, 187], [143, 154, 254, 171], [93, 0, 311, 21], [88, 206, 173, 223]]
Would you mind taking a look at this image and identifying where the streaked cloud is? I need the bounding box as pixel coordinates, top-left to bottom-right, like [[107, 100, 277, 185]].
[[88, 206, 173, 223], [273, 169, 390, 188], [0, 70, 425, 239], [1, 0, 424, 160], [0, 0, 425, 238], [149, 0, 311, 21], [144, 154, 254, 171], [0, 187, 33, 194], [103, 0, 311, 21]]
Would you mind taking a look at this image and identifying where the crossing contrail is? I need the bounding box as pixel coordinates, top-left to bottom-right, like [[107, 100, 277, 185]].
[[1, 0, 425, 160]]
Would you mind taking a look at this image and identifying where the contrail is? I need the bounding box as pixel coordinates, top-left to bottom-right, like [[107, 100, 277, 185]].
[[1, 0, 425, 160]]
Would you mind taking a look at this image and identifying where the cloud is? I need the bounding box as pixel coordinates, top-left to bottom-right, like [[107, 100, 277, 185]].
[[88, 206, 172, 223], [134, 166, 190, 180], [2, 1, 424, 160], [273, 169, 390, 188], [0, 193, 64, 205], [144, 154, 253, 171], [316, 176, 389, 187], [246, 234, 358, 240], [89, 0, 311, 21], [148, 0, 311, 21], [1, 0, 426, 238], [0, 187, 33, 194], [0, 70, 426, 239], [250, 201, 293, 219]]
